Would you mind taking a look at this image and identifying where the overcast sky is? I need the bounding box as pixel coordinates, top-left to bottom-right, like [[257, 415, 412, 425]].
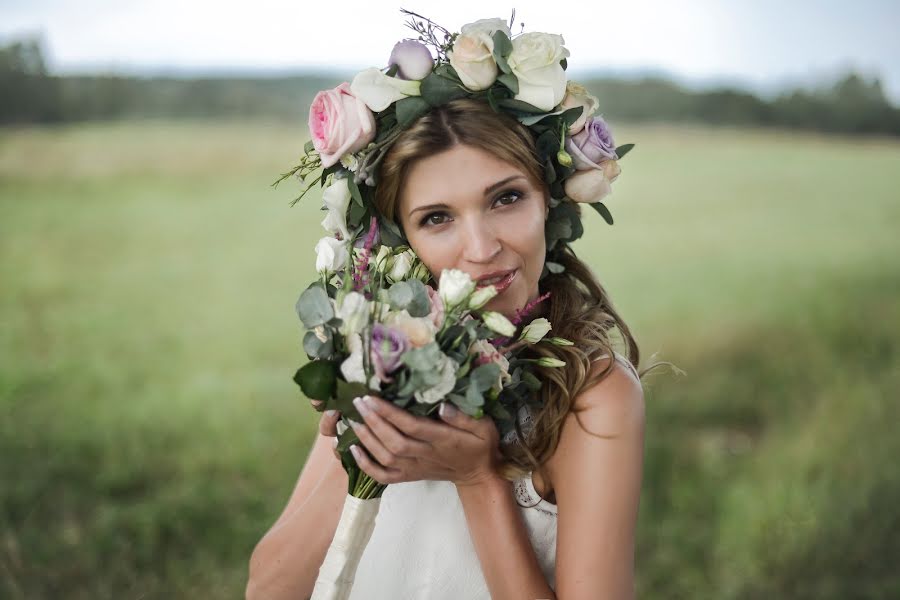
[[2, 0, 899, 102]]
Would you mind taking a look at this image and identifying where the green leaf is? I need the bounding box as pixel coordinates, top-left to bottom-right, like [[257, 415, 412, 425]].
[[615, 143, 635, 159], [521, 370, 542, 391], [303, 329, 334, 359], [405, 279, 431, 318], [379, 217, 406, 246], [589, 202, 615, 225], [401, 342, 443, 372], [388, 281, 414, 310], [497, 73, 519, 94], [491, 30, 513, 74], [346, 175, 364, 207], [395, 96, 431, 128], [293, 360, 338, 401], [470, 362, 501, 393], [304, 139, 315, 153], [334, 379, 371, 418], [295, 285, 334, 328], [560, 105, 584, 127], [421, 68, 469, 107], [497, 98, 545, 114]]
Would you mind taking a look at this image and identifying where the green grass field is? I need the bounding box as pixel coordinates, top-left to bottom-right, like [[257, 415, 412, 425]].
[[1, 120, 898, 599]]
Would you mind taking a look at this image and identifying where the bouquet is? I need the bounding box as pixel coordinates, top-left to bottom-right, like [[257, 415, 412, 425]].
[[293, 218, 570, 599]]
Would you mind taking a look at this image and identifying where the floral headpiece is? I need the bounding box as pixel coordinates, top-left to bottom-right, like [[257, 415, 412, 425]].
[[276, 8, 634, 278]]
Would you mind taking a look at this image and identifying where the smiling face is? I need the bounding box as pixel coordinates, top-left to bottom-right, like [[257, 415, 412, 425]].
[[397, 144, 549, 318]]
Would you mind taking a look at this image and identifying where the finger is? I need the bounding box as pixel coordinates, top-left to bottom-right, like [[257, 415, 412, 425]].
[[346, 416, 408, 470], [438, 402, 492, 438], [357, 395, 448, 442], [319, 410, 340, 437], [310, 399, 325, 410], [350, 444, 402, 485], [353, 397, 431, 457]]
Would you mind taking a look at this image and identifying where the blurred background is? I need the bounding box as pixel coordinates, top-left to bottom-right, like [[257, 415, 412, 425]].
[[1, 1, 898, 598]]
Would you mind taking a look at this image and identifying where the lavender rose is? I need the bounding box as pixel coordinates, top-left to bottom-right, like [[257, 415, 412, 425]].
[[370, 323, 409, 382], [389, 40, 434, 81], [564, 115, 618, 170]]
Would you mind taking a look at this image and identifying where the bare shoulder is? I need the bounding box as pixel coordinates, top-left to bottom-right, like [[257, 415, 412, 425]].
[[569, 355, 645, 438]]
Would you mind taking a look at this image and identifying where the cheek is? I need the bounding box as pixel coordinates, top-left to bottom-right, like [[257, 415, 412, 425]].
[[404, 229, 455, 282]]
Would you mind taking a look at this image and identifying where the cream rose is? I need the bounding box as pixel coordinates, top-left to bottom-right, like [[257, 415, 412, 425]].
[[559, 81, 599, 135], [507, 32, 570, 111], [385, 309, 436, 348], [563, 160, 621, 203], [448, 18, 511, 91]]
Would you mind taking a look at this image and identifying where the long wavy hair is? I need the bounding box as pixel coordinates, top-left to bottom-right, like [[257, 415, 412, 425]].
[[373, 97, 661, 481]]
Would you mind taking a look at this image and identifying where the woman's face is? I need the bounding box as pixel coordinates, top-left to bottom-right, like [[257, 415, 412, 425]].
[[397, 144, 548, 318]]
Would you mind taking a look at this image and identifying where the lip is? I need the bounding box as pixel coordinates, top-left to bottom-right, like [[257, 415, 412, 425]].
[[475, 268, 518, 293]]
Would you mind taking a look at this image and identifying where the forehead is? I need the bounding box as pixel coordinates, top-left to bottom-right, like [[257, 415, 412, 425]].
[[400, 145, 529, 208]]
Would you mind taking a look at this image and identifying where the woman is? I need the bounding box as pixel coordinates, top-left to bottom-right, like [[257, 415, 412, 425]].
[[247, 98, 648, 599]]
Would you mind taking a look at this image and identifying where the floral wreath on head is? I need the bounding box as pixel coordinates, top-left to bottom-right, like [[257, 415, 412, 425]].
[[276, 8, 635, 280]]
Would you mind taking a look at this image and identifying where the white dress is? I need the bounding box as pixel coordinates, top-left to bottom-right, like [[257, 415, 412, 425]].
[[347, 353, 637, 599]]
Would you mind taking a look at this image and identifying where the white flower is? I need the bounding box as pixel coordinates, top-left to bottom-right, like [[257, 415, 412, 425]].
[[388, 249, 415, 282], [414, 354, 459, 404], [559, 81, 599, 135], [482, 311, 516, 337], [563, 160, 621, 204], [508, 32, 570, 111], [438, 268, 476, 308], [468, 285, 498, 310], [448, 18, 511, 91], [350, 67, 422, 112], [369, 244, 394, 274], [339, 152, 360, 172], [385, 309, 436, 348], [320, 178, 353, 239], [340, 333, 367, 384], [519, 317, 552, 343], [336, 291, 369, 337], [314, 236, 350, 273]]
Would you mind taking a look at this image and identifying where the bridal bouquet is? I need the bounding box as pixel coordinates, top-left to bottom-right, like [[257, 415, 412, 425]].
[[293, 216, 568, 599]]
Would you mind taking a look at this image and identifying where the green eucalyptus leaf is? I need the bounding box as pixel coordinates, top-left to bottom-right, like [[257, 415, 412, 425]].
[[492, 30, 513, 74], [406, 279, 431, 318], [561, 105, 584, 127], [395, 96, 431, 128], [303, 329, 334, 359], [421, 69, 469, 106], [388, 281, 414, 310], [470, 362, 501, 393], [346, 175, 364, 207], [496, 98, 545, 113], [497, 73, 519, 94], [295, 285, 334, 328]]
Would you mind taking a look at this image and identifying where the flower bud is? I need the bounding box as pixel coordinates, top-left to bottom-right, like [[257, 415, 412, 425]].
[[557, 148, 573, 168], [468, 285, 498, 310], [547, 336, 574, 346], [482, 311, 516, 337], [519, 317, 552, 343], [536, 356, 566, 368]]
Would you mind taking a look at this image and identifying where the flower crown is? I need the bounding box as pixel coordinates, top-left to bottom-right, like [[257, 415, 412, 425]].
[[276, 8, 635, 278]]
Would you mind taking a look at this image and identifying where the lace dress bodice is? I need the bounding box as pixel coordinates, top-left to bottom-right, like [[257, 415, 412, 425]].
[[346, 353, 637, 599]]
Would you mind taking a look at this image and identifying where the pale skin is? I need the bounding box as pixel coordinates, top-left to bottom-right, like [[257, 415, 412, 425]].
[[246, 144, 645, 600]]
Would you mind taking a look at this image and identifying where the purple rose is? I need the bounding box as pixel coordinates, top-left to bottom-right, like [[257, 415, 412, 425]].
[[388, 40, 434, 81], [370, 323, 409, 382], [564, 116, 617, 170]]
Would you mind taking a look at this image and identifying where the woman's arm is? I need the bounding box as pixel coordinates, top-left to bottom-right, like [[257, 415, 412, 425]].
[[549, 359, 645, 600], [245, 431, 348, 600], [455, 474, 557, 599]]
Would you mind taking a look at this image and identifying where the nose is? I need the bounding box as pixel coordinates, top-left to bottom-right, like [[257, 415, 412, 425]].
[[461, 218, 502, 264]]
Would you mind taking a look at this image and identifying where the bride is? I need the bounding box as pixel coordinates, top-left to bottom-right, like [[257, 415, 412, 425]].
[[247, 95, 647, 599]]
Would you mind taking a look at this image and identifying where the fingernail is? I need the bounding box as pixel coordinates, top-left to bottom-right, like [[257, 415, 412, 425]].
[[325, 410, 338, 418], [346, 418, 363, 430], [350, 444, 361, 460], [439, 402, 457, 418], [353, 396, 372, 417]]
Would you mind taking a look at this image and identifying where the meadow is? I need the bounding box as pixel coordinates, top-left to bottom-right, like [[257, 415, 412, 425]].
[[1, 119, 898, 599]]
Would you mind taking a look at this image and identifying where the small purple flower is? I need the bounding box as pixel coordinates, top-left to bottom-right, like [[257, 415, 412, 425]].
[[389, 40, 434, 81], [370, 323, 409, 382], [564, 116, 617, 170]]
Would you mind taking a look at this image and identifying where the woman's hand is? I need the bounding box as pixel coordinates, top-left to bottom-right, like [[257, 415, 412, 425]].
[[310, 399, 343, 460], [347, 395, 502, 487]]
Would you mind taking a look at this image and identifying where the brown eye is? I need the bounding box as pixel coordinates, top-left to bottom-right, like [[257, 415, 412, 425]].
[[421, 212, 449, 227], [493, 190, 523, 207]]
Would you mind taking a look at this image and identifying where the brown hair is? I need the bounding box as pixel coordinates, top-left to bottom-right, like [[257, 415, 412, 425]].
[[374, 97, 661, 481]]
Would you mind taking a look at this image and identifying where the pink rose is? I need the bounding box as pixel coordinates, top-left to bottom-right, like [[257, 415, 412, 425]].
[[425, 285, 445, 329], [308, 82, 376, 168]]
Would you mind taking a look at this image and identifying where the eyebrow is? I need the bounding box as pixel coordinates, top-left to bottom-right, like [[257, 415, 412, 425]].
[[407, 175, 528, 219]]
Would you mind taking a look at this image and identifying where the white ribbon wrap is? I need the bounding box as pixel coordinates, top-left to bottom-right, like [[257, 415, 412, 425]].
[[311, 494, 382, 600]]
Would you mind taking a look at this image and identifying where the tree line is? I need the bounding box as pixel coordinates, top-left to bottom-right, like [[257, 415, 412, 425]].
[[2, 38, 898, 136]]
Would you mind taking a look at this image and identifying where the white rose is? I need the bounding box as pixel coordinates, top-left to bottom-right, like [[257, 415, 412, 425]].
[[336, 291, 370, 337], [448, 19, 510, 92], [519, 317, 552, 343], [438, 268, 476, 308], [314, 236, 350, 273], [350, 67, 422, 112], [563, 160, 621, 204], [414, 354, 459, 404], [385, 309, 436, 348], [388, 249, 415, 282], [559, 81, 599, 135], [507, 32, 570, 111]]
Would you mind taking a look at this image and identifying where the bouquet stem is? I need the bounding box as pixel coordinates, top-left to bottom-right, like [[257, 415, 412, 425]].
[[311, 493, 382, 600]]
